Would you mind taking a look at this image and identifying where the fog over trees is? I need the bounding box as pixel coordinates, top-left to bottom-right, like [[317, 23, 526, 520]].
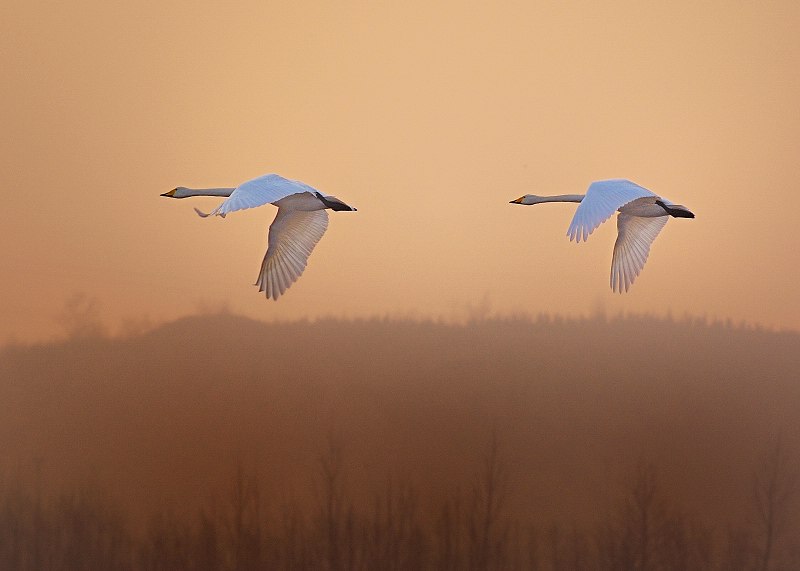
[[0, 313, 798, 569]]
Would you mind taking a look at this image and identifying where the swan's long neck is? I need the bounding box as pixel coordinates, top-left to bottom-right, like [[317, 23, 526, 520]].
[[535, 194, 585, 204], [176, 187, 235, 198]]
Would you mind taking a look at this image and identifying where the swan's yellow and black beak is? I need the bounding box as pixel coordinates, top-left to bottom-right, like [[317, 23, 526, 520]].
[[509, 196, 524, 204], [161, 188, 177, 198]]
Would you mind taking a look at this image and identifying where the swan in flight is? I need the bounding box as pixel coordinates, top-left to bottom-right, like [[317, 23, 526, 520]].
[[161, 173, 356, 300], [510, 179, 694, 292]]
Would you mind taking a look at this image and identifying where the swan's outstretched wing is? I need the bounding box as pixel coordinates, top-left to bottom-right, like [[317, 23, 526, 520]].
[[256, 208, 329, 300], [610, 214, 668, 293], [567, 180, 657, 242], [197, 174, 320, 218]]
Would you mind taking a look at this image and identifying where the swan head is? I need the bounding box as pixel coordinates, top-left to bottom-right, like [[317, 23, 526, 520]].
[[510, 194, 545, 205], [161, 187, 191, 199]]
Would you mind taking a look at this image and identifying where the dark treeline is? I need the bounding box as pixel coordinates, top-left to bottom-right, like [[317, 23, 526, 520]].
[[0, 437, 797, 569], [0, 313, 798, 569]]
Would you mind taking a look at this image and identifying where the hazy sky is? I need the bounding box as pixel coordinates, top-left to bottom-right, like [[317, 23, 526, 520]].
[[2, 1, 799, 340]]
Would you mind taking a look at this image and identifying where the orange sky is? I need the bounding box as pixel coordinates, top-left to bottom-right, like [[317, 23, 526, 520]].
[[2, 1, 799, 340]]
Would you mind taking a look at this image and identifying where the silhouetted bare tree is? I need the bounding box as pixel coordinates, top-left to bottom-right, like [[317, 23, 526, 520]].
[[467, 431, 509, 571], [276, 500, 309, 570], [366, 477, 424, 570], [435, 488, 464, 570], [753, 436, 797, 571], [594, 461, 713, 571], [224, 464, 263, 570], [317, 434, 347, 571], [194, 508, 221, 571], [140, 510, 190, 571], [595, 462, 664, 571]]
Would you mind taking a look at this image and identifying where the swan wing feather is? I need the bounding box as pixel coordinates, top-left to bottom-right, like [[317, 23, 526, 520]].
[[610, 213, 668, 293], [567, 179, 657, 242], [256, 208, 329, 300], [203, 174, 322, 218]]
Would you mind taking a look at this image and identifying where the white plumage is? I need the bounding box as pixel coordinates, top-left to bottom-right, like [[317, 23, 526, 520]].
[[511, 179, 694, 292], [611, 212, 669, 293], [256, 207, 328, 300], [162, 174, 356, 300]]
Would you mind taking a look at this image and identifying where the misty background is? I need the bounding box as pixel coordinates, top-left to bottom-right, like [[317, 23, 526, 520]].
[[2, 0, 800, 568], [1, 310, 798, 568], [2, 1, 800, 340]]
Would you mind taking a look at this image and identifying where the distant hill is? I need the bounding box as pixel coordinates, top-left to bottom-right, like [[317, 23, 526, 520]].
[[1, 313, 798, 528]]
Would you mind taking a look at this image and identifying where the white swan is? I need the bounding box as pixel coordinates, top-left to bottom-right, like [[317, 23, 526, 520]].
[[162, 173, 356, 300], [510, 179, 694, 292]]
